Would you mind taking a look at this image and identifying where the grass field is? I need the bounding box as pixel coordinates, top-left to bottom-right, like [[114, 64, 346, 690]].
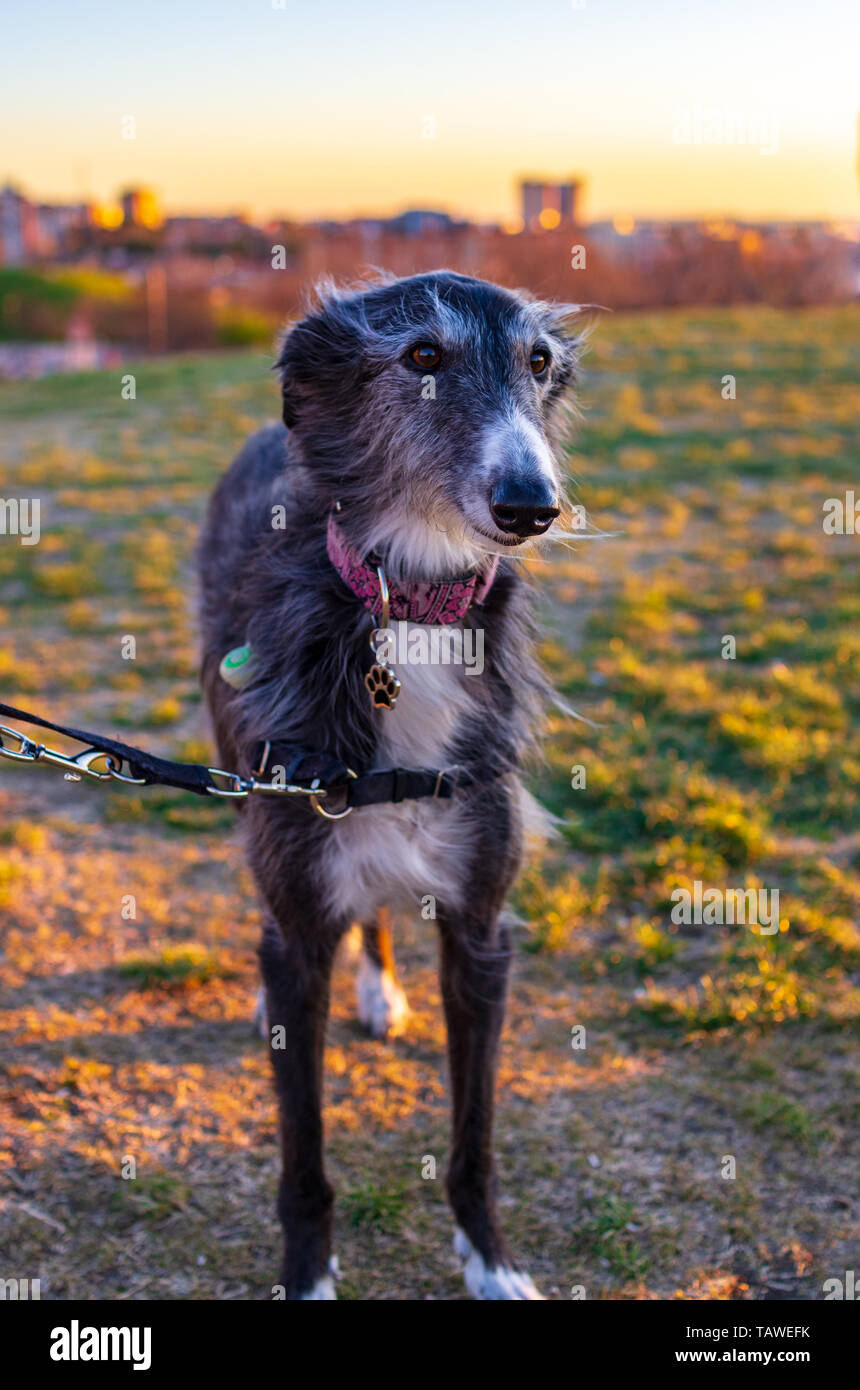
[[1, 306, 858, 1300]]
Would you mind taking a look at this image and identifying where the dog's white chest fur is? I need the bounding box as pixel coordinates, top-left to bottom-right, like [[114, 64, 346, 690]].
[[319, 638, 473, 924]]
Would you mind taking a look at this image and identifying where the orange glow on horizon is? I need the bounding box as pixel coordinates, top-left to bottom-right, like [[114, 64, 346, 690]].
[[92, 202, 123, 229], [613, 215, 636, 236]]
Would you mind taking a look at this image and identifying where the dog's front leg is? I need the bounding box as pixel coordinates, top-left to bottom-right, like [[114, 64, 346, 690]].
[[258, 914, 342, 1300], [439, 908, 545, 1300]]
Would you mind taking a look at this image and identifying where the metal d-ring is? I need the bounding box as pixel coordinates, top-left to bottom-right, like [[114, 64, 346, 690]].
[[104, 755, 147, 786], [375, 563, 390, 633], [368, 563, 392, 657], [310, 770, 357, 820]]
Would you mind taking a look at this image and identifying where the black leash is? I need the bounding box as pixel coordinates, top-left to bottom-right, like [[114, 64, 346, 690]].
[[0, 699, 217, 795], [0, 700, 499, 816]]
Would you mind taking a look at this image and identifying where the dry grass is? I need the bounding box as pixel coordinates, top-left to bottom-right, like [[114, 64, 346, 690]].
[[1, 308, 858, 1298]]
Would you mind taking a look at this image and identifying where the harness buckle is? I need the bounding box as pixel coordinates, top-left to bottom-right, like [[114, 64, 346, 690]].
[[433, 764, 461, 799]]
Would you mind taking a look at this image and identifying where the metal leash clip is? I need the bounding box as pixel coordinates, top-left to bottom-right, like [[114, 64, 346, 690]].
[[238, 739, 355, 814], [205, 768, 335, 802], [243, 739, 317, 796], [0, 724, 146, 785]]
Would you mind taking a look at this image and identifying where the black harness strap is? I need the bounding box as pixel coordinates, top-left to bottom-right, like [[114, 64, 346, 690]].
[[257, 742, 500, 809], [351, 765, 461, 807]]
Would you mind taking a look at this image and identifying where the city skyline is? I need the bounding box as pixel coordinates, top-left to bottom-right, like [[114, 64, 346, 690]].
[[5, 174, 856, 254], [2, 0, 858, 225]]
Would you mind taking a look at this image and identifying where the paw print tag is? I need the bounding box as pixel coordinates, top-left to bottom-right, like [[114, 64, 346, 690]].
[[365, 562, 401, 711], [365, 662, 402, 710]]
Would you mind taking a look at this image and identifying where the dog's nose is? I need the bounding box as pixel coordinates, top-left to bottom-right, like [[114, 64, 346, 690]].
[[490, 476, 560, 538]]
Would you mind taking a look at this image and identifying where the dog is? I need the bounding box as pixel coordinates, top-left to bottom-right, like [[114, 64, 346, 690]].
[[198, 270, 584, 1299]]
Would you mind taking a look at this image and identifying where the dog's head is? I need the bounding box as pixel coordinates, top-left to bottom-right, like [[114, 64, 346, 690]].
[[277, 271, 588, 574]]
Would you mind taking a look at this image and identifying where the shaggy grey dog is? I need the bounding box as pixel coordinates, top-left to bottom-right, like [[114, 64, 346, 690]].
[[198, 271, 584, 1299]]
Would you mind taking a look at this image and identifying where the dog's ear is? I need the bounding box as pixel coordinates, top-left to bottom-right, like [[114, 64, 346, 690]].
[[545, 301, 605, 361], [276, 319, 309, 430], [538, 301, 606, 400], [521, 299, 605, 441], [546, 302, 606, 337], [276, 283, 367, 432]]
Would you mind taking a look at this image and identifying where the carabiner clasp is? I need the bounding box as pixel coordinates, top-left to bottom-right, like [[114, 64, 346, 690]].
[[0, 725, 38, 761], [205, 767, 251, 798]]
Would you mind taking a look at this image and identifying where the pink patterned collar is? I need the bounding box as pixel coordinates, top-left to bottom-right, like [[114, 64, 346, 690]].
[[326, 512, 499, 625]]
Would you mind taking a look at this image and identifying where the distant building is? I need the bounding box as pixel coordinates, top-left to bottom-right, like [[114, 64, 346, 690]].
[[0, 184, 40, 264], [0, 186, 105, 263], [520, 179, 581, 230], [347, 218, 386, 239], [385, 209, 456, 237], [163, 214, 255, 253], [121, 187, 163, 230], [36, 202, 95, 255]]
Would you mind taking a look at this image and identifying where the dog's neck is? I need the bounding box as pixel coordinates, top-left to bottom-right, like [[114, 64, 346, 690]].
[[329, 500, 492, 583], [326, 511, 499, 625]]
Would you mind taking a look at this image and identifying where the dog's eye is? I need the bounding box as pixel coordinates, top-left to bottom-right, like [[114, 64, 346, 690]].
[[530, 348, 550, 376], [410, 343, 441, 370]]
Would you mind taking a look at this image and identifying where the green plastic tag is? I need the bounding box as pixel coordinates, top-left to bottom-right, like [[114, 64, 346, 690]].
[[219, 644, 257, 689]]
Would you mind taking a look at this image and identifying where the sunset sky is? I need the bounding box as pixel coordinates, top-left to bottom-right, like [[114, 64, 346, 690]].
[[2, 0, 858, 224]]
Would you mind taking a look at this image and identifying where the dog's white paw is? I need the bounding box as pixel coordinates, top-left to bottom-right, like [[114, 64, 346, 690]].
[[299, 1256, 340, 1301], [454, 1229, 546, 1301], [356, 953, 409, 1039], [300, 1276, 336, 1300], [252, 985, 268, 1040]]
